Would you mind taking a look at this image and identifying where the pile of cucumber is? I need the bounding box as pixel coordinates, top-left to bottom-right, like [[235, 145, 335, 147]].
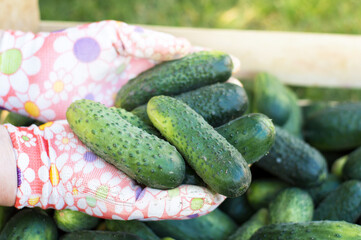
[[2, 51, 361, 239]]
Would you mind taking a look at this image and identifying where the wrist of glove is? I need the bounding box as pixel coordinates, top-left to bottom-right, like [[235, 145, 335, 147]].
[[4, 121, 225, 220]]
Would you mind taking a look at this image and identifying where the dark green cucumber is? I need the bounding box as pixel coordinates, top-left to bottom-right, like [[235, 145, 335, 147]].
[[250, 221, 361, 240], [252, 73, 302, 137], [182, 164, 206, 186], [314, 180, 361, 223], [227, 208, 269, 240], [343, 146, 361, 180], [256, 126, 328, 187], [132, 82, 248, 127], [0, 206, 15, 232], [220, 194, 255, 224], [66, 99, 185, 189], [147, 96, 251, 197], [304, 102, 361, 151], [61, 230, 142, 240], [0, 111, 36, 126], [305, 173, 341, 205], [146, 209, 237, 240], [105, 220, 160, 240], [246, 179, 289, 210], [53, 209, 100, 232], [115, 51, 233, 110], [114, 107, 159, 136], [269, 188, 313, 224], [216, 113, 275, 164], [0, 208, 58, 240]]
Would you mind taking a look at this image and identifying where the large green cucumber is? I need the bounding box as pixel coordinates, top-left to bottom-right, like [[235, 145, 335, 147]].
[[66, 99, 185, 189], [0, 208, 58, 240], [250, 221, 361, 240], [314, 180, 361, 223], [216, 113, 275, 164], [132, 82, 248, 128], [147, 96, 251, 197], [343, 146, 361, 180], [227, 208, 269, 240], [61, 230, 142, 240], [304, 102, 361, 151], [105, 219, 160, 240], [146, 209, 237, 240], [269, 188, 313, 224], [246, 179, 289, 210], [115, 51, 233, 110], [220, 194, 255, 224], [305, 173, 341, 205], [256, 126, 328, 187], [53, 209, 100, 233]]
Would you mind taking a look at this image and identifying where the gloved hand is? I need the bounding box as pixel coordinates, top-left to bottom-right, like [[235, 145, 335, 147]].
[[4, 121, 224, 220], [0, 20, 191, 121]]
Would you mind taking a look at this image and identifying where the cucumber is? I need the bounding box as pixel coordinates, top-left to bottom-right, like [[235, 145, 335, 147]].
[[0, 111, 36, 126], [66, 99, 185, 189], [227, 208, 269, 240], [115, 51, 233, 110], [182, 164, 206, 186], [0, 208, 58, 240], [269, 188, 313, 224], [314, 180, 361, 223], [0, 206, 15, 232], [343, 146, 361, 180], [105, 220, 160, 240], [146, 209, 237, 240], [246, 179, 289, 210], [216, 113, 275, 164], [61, 230, 142, 240], [220, 194, 255, 224], [252, 73, 302, 137], [256, 126, 328, 187], [304, 102, 361, 151], [305, 173, 341, 205], [147, 96, 251, 197], [132, 82, 248, 128], [54, 209, 100, 232], [250, 221, 361, 240]]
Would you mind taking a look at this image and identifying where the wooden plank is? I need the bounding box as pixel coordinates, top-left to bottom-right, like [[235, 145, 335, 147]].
[[40, 21, 361, 88]]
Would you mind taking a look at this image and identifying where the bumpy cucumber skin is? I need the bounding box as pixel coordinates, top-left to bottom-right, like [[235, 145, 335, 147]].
[[61, 230, 142, 240], [256, 126, 328, 187], [269, 188, 313, 224], [220, 194, 255, 224], [105, 220, 160, 240], [115, 51, 233, 110], [246, 179, 289, 210], [305, 102, 361, 151], [113, 107, 159, 136], [54, 209, 100, 233], [305, 174, 341, 205], [343, 147, 361, 180], [216, 113, 275, 164], [314, 180, 361, 223], [250, 221, 361, 240], [66, 99, 185, 189], [147, 209, 237, 240], [147, 96, 251, 197], [228, 208, 269, 240], [132, 82, 248, 127], [0, 209, 58, 240]]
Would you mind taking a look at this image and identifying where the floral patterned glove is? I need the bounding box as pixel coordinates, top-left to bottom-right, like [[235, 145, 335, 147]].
[[4, 120, 224, 220], [0, 21, 191, 121]]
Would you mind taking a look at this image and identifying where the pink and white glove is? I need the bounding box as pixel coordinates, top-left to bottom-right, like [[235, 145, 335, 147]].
[[0, 20, 191, 121], [4, 121, 225, 220]]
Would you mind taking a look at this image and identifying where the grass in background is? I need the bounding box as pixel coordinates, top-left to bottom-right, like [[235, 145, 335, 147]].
[[39, 0, 361, 34]]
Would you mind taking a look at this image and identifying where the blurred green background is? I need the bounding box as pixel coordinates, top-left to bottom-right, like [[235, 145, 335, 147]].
[[39, 0, 361, 34]]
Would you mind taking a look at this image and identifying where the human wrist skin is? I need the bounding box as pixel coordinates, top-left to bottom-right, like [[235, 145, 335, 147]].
[[0, 125, 17, 206]]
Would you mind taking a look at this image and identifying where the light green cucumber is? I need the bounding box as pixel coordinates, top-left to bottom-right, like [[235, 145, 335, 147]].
[[115, 51, 233, 110], [227, 208, 269, 240], [147, 96, 251, 197], [54, 209, 100, 233], [269, 188, 313, 224], [66, 99, 185, 189]]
